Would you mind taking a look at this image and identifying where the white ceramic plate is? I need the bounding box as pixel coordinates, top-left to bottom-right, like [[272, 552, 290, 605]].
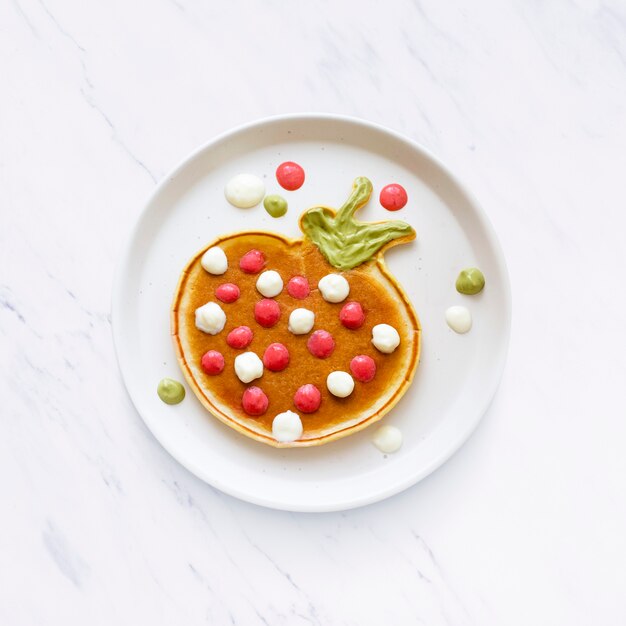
[[112, 114, 511, 512]]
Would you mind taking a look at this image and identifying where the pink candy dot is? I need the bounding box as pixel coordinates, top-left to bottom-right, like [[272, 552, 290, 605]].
[[379, 183, 408, 211], [215, 283, 240, 304], [307, 330, 335, 359], [287, 275, 310, 299], [240, 249, 266, 274], [201, 350, 224, 375], [276, 161, 305, 191], [254, 299, 281, 327], [226, 325, 253, 349], [350, 355, 376, 382], [263, 343, 290, 372], [339, 301, 365, 329], [242, 386, 269, 416], [294, 384, 321, 413]]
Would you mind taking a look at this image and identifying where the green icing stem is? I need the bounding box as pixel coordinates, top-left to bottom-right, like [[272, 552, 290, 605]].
[[157, 378, 185, 405], [300, 177, 415, 270]]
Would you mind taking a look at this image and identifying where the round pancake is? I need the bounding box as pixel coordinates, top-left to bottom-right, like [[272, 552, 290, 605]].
[[172, 232, 420, 447]]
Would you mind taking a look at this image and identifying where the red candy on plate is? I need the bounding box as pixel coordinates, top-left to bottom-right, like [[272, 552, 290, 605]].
[[339, 301, 365, 329], [215, 283, 240, 303], [240, 249, 266, 274], [254, 299, 281, 327], [226, 325, 253, 349], [307, 330, 335, 359], [242, 386, 269, 416], [379, 183, 408, 211], [201, 350, 225, 375], [350, 355, 376, 382], [287, 275, 310, 300], [263, 343, 290, 371], [276, 161, 305, 191], [294, 384, 321, 413]]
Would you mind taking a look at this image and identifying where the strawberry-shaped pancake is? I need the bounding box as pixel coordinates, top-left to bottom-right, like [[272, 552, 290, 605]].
[[172, 177, 421, 447]]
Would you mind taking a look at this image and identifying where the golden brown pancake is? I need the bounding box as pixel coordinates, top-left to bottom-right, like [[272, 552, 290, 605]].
[[171, 178, 421, 447]]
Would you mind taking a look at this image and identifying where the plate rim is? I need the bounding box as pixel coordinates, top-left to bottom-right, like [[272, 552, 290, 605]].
[[112, 112, 512, 512]]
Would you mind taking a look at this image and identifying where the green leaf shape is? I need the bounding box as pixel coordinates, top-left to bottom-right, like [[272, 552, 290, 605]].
[[300, 177, 415, 270]]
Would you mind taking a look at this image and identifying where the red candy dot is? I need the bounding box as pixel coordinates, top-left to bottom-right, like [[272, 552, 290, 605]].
[[379, 184, 408, 211], [254, 299, 281, 327], [226, 325, 253, 349], [287, 275, 310, 300], [242, 386, 269, 416], [263, 343, 290, 371], [307, 330, 335, 359], [350, 355, 376, 382], [294, 384, 322, 413], [240, 249, 266, 274], [339, 301, 365, 329], [276, 161, 305, 191], [215, 283, 240, 303], [201, 350, 224, 375]]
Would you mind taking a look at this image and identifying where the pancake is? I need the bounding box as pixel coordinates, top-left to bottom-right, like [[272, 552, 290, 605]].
[[171, 177, 421, 447]]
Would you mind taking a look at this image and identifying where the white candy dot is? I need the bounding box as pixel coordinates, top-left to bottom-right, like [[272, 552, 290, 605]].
[[195, 302, 226, 335], [371, 425, 403, 453], [272, 410, 303, 443], [288, 308, 315, 335], [234, 352, 264, 383], [224, 174, 265, 208], [445, 306, 472, 334], [318, 274, 350, 303], [201, 246, 228, 275], [326, 371, 355, 398], [256, 270, 283, 297], [371, 324, 400, 354]]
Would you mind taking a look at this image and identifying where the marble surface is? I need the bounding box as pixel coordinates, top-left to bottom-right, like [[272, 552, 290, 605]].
[[2, 0, 626, 623]]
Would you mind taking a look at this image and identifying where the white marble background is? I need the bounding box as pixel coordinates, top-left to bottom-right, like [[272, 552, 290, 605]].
[[2, 0, 626, 623]]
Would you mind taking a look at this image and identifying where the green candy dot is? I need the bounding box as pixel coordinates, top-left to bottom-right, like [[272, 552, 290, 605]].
[[157, 378, 186, 405], [263, 194, 288, 218], [455, 268, 485, 295]]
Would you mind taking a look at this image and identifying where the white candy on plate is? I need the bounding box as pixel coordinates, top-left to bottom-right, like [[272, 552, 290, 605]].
[[234, 352, 264, 383], [256, 270, 283, 297], [272, 410, 303, 443], [288, 308, 315, 335], [326, 371, 355, 398], [318, 274, 350, 303], [371, 323, 400, 354], [195, 302, 226, 335], [201, 246, 228, 275]]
